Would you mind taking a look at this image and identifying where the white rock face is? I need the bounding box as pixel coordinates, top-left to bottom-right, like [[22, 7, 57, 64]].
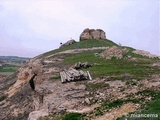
[[80, 28, 106, 41]]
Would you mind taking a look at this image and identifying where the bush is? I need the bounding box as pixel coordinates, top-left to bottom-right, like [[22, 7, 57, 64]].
[[0, 95, 7, 102], [61, 113, 84, 120]]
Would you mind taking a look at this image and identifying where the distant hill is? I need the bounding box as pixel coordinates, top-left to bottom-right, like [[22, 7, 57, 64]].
[[0, 56, 30, 63]]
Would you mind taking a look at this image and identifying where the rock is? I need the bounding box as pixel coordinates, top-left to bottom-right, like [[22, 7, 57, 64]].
[[57, 104, 66, 112], [152, 62, 160, 66], [74, 62, 92, 69], [6, 67, 33, 97], [28, 109, 48, 120], [101, 46, 126, 59], [6, 63, 42, 97], [60, 39, 76, 48], [85, 98, 91, 105], [80, 28, 106, 41], [132, 50, 160, 58]]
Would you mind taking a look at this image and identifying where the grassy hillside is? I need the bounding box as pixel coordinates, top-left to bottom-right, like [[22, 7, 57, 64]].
[[38, 39, 118, 58], [63, 50, 160, 80], [38, 39, 160, 120]]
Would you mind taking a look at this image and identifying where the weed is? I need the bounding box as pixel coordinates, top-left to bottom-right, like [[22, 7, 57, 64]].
[[136, 89, 160, 100], [0, 95, 7, 102], [60, 113, 84, 120], [50, 76, 61, 80], [37, 39, 118, 58]]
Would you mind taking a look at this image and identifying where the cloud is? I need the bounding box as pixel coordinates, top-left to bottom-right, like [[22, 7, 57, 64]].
[[0, 0, 95, 40], [0, 0, 159, 57]]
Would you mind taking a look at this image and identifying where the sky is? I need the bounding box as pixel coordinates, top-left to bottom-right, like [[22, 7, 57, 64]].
[[0, 0, 159, 58]]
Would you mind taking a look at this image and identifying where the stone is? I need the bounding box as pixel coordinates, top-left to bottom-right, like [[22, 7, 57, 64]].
[[101, 46, 125, 60], [74, 62, 92, 69], [80, 28, 106, 41], [132, 50, 160, 58], [28, 109, 48, 120], [7, 67, 33, 97], [60, 39, 76, 48], [85, 98, 91, 105]]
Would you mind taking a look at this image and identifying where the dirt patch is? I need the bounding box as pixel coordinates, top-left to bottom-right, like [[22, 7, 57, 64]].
[[67, 104, 100, 113], [94, 103, 138, 120], [105, 80, 125, 88]]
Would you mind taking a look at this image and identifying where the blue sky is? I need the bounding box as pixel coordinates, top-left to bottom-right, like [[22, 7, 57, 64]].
[[0, 0, 159, 57]]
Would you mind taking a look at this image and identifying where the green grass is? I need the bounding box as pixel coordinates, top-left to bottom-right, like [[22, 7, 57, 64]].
[[136, 89, 160, 100], [117, 91, 160, 120], [0, 64, 19, 72], [138, 99, 160, 118], [89, 98, 141, 117], [60, 113, 84, 120], [50, 76, 61, 80], [117, 98, 160, 120], [62, 50, 160, 80], [37, 39, 118, 58], [122, 46, 148, 59]]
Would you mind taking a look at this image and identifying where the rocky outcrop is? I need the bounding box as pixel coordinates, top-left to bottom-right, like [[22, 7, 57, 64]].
[[6, 63, 42, 97], [28, 109, 48, 120], [101, 46, 127, 60], [60, 39, 76, 48], [6, 67, 33, 97], [132, 50, 160, 59], [80, 28, 106, 41]]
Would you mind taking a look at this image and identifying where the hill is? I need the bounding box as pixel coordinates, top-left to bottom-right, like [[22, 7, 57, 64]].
[[0, 56, 30, 82], [0, 30, 160, 120], [0, 56, 30, 63]]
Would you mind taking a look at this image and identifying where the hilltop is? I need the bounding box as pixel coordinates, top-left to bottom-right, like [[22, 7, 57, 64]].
[[0, 29, 160, 120]]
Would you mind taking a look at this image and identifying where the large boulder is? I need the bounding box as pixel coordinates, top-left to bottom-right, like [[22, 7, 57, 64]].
[[60, 39, 76, 48], [80, 28, 106, 41]]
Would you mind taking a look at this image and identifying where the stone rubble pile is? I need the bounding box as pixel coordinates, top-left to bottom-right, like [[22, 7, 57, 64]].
[[101, 46, 127, 60]]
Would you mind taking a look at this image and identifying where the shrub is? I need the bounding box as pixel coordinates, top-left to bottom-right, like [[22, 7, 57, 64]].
[[61, 113, 84, 120]]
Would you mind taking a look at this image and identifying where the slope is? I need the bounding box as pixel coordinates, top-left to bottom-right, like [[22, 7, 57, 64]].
[[0, 39, 160, 120]]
